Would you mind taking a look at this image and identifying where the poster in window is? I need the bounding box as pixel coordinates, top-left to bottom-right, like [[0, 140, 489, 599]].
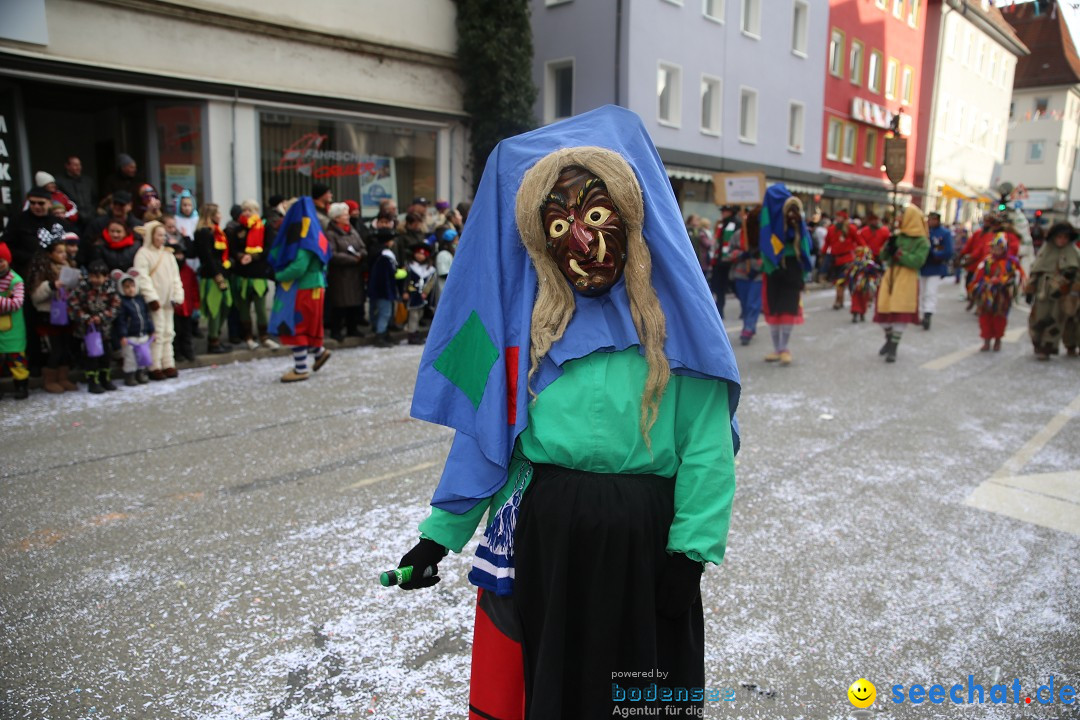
[[360, 157, 397, 214]]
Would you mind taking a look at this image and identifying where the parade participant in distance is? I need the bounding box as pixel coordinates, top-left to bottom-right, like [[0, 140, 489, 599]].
[[969, 234, 1025, 353], [824, 210, 858, 310], [760, 184, 813, 365], [268, 197, 332, 382], [845, 245, 881, 323], [919, 211, 954, 330], [1026, 223, 1080, 359], [874, 206, 930, 363], [858, 213, 890, 260], [394, 106, 740, 719], [731, 208, 763, 345]]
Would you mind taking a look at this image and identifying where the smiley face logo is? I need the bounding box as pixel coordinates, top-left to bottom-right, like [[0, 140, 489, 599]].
[[848, 678, 876, 708]]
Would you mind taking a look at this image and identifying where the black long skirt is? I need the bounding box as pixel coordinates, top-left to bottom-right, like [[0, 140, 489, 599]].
[[513, 464, 705, 719]]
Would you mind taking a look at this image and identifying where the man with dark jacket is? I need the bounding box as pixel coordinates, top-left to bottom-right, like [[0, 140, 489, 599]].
[[81, 190, 143, 267], [55, 155, 97, 228], [102, 153, 142, 202], [2, 187, 74, 279]]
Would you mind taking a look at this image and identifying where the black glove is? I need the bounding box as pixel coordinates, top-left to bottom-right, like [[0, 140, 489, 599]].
[[1025, 293, 1034, 305], [396, 538, 448, 590], [655, 552, 703, 619]]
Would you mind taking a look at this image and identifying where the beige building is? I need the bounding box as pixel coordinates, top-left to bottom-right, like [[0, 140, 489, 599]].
[[0, 0, 468, 223]]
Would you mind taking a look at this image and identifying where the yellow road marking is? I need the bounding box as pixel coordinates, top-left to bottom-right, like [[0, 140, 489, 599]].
[[345, 461, 439, 490]]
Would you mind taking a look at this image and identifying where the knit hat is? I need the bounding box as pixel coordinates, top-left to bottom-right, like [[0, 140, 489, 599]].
[[435, 200, 450, 211], [35, 171, 55, 186], [267, 194, 285, 208], [440, 227, 459, 242], [0, 242, 11, 264], [328, 202, 350, 220], [111, 268, 140, 286], [27, 186, 52, 200], [412, 196, 430, 206], [118, 153, 136, 168], [112, 190, 133, 205], [344, 199, 360, 213], [311, 183, 332, 201], [63, 232, 80, 244]]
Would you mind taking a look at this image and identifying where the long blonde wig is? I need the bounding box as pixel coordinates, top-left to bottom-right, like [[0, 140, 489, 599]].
[[514, 147, 669, 445]]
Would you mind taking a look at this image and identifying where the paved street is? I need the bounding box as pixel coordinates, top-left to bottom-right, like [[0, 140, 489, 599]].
[[2, 286, 1078, 720]]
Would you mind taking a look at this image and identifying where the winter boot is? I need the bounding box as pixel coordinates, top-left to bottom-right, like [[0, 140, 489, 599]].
[[407, 333, 425, 346], [922, 313, 932, 330], [57, 366, 78, 392], [136, 369, 150, 384], [879, 331, 893, 356], [87, 370, 105, 394], [124, 372, 138, 387], [164, 366, 178, 378], [885, 334, 899, 363], [149, 369, 166, 381], [13, 379, 29, 400], [101, 368, 119, 391], [980, 339, 991, 352], [42, 367, 65, 394], [851, 313, 858, 324], [993, 338, 1002, 352]]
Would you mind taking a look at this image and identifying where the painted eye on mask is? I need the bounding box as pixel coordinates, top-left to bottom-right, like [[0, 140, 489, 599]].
[[582, 206, 612, 227], [548, 218, 570, 238]]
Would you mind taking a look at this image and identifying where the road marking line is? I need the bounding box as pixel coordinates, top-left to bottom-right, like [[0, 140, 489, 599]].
[[963, 391, 1080, 537], [345, 461, 439, 490], [921, 326, 1026, 371], [991, 391, 1080, 479]]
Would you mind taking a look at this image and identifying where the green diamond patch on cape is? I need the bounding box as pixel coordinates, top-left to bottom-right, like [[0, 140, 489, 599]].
[[434, 310, 500, 409]]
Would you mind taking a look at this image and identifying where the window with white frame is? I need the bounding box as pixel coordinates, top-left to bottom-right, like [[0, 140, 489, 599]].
[[1028, 140, 1045, 162], [901, 66, 913, 105], [739, 87, 758, 142], [703, 0, 724, 22], [964, 31, 974, 66], [908, 0, 920, 26], [788, 101, 805, 152], [976, 40, 986, 75], [658, 62, 682, 126], [792, 0, 809, 56], [946, 20, 957, 57], [826, 117, 843, 160], [544, 59, 574, 124], [892, 0, 904, 19], [662, 0, 684, 5], [842, 123, 857, 164], [868, 50, 882, 93], [1004, 141, 1012, 163], [978, 115, 989, 148], [850, 40, 864, 85], [545, 0, 573, 5], [864, 129, 878, 168], [875, 0, 886, 8], [988, 49, 997, 82], [954, 103, 965, 138], [885, 58, 898, 99], [741, 0, 761, 36], [829, 28, 845, 77], [938, 96, 950, 137], [701, 75, 722, 134]]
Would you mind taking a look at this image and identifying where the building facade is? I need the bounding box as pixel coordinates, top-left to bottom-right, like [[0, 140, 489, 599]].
[[914, 0, 1026, 225], [531, 0, 829, 220], [821, 0, 927, 219], [1000, 1, 1080, 227], [0, 0, 468, 231]]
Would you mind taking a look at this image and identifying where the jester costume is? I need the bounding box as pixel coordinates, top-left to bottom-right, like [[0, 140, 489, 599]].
[[1027, 224, 1080, 357], [398, 106, 740, 719], [229, 211, 273, 346], [758, 185, 812, 363], [268, 198, 332, 381], [0, 243, 29, 399], [969, 234, 1025, 347], [845, 246, 882, 322]]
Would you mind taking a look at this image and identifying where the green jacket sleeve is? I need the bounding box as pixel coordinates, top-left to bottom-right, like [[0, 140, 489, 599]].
[[274, 249, 313, 283], [898, 234, 930, 269], [669, 377, 736, 567]]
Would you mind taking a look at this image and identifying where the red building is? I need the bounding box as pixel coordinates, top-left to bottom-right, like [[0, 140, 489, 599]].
[[821, 0, 928, 219]]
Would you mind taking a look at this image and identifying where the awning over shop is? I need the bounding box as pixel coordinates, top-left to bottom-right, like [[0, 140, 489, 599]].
[[941, 183, 976, 200], [665, 166, 714, 183], [769, 180, 825, 196]]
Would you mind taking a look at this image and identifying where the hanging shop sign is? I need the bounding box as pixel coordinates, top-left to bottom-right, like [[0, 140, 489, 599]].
[[712, 171, 766, 206], [851, 98, 912, 136]]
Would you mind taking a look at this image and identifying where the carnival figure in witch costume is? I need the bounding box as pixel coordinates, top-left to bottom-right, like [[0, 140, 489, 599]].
[[268, 197, 332, 382], [759, 184, 813, 365], [394, 106, 740, 720]]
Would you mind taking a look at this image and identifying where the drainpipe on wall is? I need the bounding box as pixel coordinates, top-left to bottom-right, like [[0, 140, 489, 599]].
[[230, 88, 238, 207]]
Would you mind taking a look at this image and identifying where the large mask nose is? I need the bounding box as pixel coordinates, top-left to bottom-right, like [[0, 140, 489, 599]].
[[568, 217, 592, 255]]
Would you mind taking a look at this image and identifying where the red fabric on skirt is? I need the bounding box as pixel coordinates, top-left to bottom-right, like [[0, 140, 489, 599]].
[[469, 589, 525, 720], [979, 314, 1008, 340], [761, 273, 804, 325], [850, 290, 871, 315], [278, 287, 325, 347]]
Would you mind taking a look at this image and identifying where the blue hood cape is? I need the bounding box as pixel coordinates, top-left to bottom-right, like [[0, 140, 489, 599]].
[[759, 183, 813, 275], [411, 105, 741, 514], [267, 196, 331, 273]]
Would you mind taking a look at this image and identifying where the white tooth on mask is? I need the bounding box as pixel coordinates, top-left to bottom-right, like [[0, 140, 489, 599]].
[[597, 230, 606, 263], [568, 259, 589, 277]]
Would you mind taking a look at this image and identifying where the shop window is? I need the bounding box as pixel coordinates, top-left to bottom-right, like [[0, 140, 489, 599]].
[[658, 62, 683, 126], [153, 103, 205, 210], [259, 112, 436, 216], [701, 75, 722, 135]]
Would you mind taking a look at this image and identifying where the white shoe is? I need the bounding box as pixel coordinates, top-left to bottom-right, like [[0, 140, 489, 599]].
[[245, 339, 259, 351], [261, 337, 280, 350]]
